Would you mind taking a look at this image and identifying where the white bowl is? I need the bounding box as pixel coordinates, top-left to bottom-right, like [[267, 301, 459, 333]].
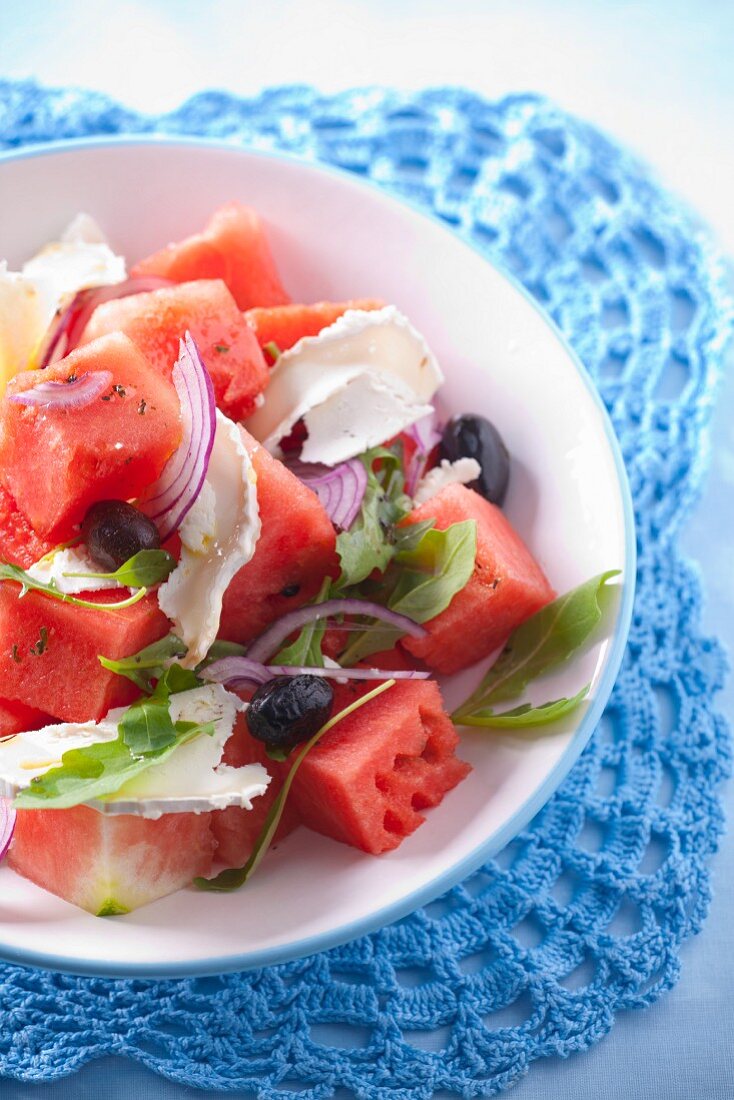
[[0, 138, 634, 977]]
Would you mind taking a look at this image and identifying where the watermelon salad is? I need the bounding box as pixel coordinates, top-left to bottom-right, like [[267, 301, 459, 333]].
[[0, 204, 617, 916]]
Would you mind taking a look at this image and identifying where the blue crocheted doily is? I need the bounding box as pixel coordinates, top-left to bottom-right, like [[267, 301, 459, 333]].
[[0, 82, 731, 1098]]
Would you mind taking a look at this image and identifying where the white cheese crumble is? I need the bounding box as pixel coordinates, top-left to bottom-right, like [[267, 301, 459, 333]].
[[413, 458, 482, 504], [244, 306, 444, 465], [26, 545, 125, 595]]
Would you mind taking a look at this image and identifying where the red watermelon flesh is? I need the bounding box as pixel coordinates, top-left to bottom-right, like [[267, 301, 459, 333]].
[[0, 697, 52, 739], [401, 485, 555, 674], [0, 333, 182, 542], [131, 202, 290, 310], [209, 714, 299, 870], [0, 485, 54, 569], [81, 280, 269, 422], [245, 299, 384, 353], [218, 432, 339, 645], [290, 679, 470, 854], [9, 805, 215, 915], [0, 585, 170, 721]]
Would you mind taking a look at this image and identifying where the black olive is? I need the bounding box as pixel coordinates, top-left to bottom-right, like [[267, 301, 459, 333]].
[[440, 414, 510, 506], [246, 675, 334, 753], [82, 500, 161, 571]]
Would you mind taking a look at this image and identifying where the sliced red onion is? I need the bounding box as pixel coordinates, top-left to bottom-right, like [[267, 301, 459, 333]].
[[287, 458, 368, 530], [139, 332, 216, 541], [404, 410, 442, 496], [203, 655, 429, 690], [8, 370, 113, 409], [39, 276, 173, 367], [246, 598, 427, 664], [0, 798, 15, 863]]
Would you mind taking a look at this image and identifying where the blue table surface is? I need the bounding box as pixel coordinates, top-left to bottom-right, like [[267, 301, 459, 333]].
[[2, 3, 734, 1097], [2, 287, 732, 1100]]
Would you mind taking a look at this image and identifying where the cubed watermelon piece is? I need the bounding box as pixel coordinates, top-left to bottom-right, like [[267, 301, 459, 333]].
[[290, 679, 470, 854], [81, 280, 269, 422], [131, 203, 290, 310], [9, 805, 215, 915], [0, 697, 52, 739], [402, 485, 555, 674], [210, 714, 299, 870], [0, 485, 54, 568], [218, 432, 338, 644], [0, 333, 182, 542], [0, 585, 170, 721], [245, 299, 384, 353]]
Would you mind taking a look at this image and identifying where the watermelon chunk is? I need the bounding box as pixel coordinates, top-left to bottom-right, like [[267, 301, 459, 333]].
[[0, 697, 52, 739], [210, 714, 299, 870], [81, 280, 269, 422], [402, 485, 555, 674], [131, 203, 290, 310], [218, 432, 338, 644], [0, 585, 170, 721], [9, 805, 215, 915], [245, 299, 384, 353], [290, 679, 470, 854], [0, 485, 54, 569], [0, 333, 182, 542]]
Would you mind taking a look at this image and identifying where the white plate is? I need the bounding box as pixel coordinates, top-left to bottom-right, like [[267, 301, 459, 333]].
[[0, 139, 634, 977]]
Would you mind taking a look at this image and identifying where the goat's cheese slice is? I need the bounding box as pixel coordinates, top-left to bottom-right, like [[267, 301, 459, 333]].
[[27, 545, 125, 594], [0, 684, 269, 819], [413, 458, 482, 504], [157, 411, 261, 667], [0, 213, 125, 387], [245, 306, 444, 465]]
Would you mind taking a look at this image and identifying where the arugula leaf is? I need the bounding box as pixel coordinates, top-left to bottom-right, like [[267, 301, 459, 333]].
[[63, 549, 176, 588], [13, 722, 208, 810], [392, 518, 435, 554], [196, 678, 396, 891], [99, 635, 187, 692], [457, 686, 590, 728], [119, 664, 201, 755], [340, 520, 477, 664], [0, 562, 148, 611], [450, 571, 620, 729], [99, 635, 247, 693], [273, 578, 331, 667], [453, 570, 620, 722], [335, 446, 411, 588]]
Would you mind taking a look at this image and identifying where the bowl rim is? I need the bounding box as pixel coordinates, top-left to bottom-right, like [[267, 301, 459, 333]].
[[0, 134, 636, 978]]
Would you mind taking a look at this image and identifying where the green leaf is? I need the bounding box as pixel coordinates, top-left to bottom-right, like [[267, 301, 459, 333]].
[[13, 723, 204, 810], [119, 662, 202, 756], [0, 561, 149, 611], [453, 570, 620, 723], [63, 549, 176, 588], [196, 679, 396, 891], [458, 685, 590, 728], [99, 635, 247, 693], [392, 518, 435, 554], [99, 634, 187, 692], [340, 520, 477, 665], [334, 446, 411, 589], [274, 578, 331, 668]]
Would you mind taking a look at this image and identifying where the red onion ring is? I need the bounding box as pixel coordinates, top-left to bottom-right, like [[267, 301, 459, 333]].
[[139, 332, 216, 541], [245, 598, 426, 664], [404, 411, 442, 496], [203, 655, 429, 691], [0, 798, 16, 863], [39, 276, 173, 368], [286, 459, 368, 531], [7, 370, 113, 409]]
